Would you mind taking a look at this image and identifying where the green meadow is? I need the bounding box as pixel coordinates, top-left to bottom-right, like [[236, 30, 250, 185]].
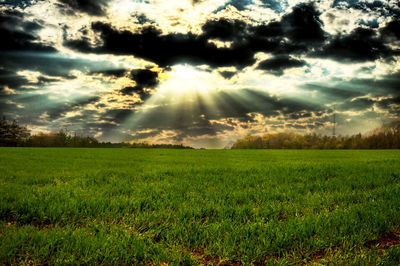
[[1, 148, 400, 265]]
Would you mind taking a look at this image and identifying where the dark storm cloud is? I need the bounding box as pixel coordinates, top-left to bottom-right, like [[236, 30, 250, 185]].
[[120, 86, 151, 100], [219, 71, 236, 79], [360, 19, 379, 29], [56, 0, 109, 16], [130, 69, 159, 88], [201, 18, 280, 55], [0, 10, 72, 93], [65, 21, 256, 68], [0, 67, 62, 94], [120, 69, 159, 100], [251, 22, 282, 37], [318, 27, 395, 62], [120, 86, 136, 96], [381, 20, 400, 39], [201, 18, 247, 41], [0, 52, 126, 93], [257, 55, 306, 75], [65, 3, 328, 68], [0, 9, 124, 91], [0, 69, 28, 93], [63, 2, 400, 68], [280, 3, 325, 44], [205, 3, 326, 47], [0, 10, 56, 53], [0, 53, 74, 92]]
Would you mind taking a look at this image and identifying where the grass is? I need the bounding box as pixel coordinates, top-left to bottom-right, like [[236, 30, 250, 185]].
[[1, 148, 400, 264]]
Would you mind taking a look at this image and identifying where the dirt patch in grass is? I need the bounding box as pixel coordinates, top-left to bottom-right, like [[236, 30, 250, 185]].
[[365, 230, 400, 250], [190, 250, 221, 265], [2, 211, 55, 230], [189, 231, 400, 266], [30, 219, 55, 229], [190, 249, 242, 265], [304, 230, 400, 264]]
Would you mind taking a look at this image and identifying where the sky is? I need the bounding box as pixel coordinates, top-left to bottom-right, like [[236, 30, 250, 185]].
[[0, 0, 399, 148]]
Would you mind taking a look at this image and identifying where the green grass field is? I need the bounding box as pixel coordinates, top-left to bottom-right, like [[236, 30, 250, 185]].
[[1, 148, 400, 265]]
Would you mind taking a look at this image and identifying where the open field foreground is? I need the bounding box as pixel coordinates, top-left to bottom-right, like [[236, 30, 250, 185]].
[[1, 148, 400, 265]]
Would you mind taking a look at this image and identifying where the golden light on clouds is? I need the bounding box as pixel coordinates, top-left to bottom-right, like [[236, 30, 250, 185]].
[[2, 0, 400, 147]]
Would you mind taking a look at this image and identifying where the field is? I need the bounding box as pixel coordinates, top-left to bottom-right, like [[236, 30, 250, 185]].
[[1, 148, 400, 265]]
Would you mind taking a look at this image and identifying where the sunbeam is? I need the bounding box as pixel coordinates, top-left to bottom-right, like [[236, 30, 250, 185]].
[[2, 0, 399, 147], [121, 64, 229, 139]]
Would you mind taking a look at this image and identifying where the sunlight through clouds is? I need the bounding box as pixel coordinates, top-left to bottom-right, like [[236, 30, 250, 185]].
[[1, 0, 400, 147]]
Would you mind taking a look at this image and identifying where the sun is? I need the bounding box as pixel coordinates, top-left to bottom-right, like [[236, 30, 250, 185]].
[[120, 64, 227, 132], [158, 64, 217, 97]]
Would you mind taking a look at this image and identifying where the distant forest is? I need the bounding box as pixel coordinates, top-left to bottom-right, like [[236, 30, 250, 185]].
[[2, 117, 400, 149], [231, 121, 400, 149], [0, 117, 193, 149]]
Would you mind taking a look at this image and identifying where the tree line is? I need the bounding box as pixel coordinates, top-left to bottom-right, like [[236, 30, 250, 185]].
[[127, 142, 193, 149], [231, 121, 400, 149], [3, 117, 399, 149], [0, 117, 192, 148], [0, 117, 101, 147]]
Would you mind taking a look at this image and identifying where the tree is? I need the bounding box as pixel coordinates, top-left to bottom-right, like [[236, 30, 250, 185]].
[[0, 117, 30, 146]]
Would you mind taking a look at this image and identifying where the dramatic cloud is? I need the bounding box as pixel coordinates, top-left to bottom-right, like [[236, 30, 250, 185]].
[[257, 55, 306, 75], [130, 69, 159, 89], [320, 27, 394, 62], [0, 10, 55, 52], [65, 3, 328, 68], [120, 69, 159, 100], [56, 0, 110, 16], [1, 0, 399, 147], [381, 20, 400, 39], [219, 71, 237, 79], [280, 3, 325, 44], [201, 18, 247, 41], [65, 21, 256, 68]]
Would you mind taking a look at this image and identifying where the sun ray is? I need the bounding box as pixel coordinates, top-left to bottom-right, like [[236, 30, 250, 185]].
[[121, 64, 229, 137]]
